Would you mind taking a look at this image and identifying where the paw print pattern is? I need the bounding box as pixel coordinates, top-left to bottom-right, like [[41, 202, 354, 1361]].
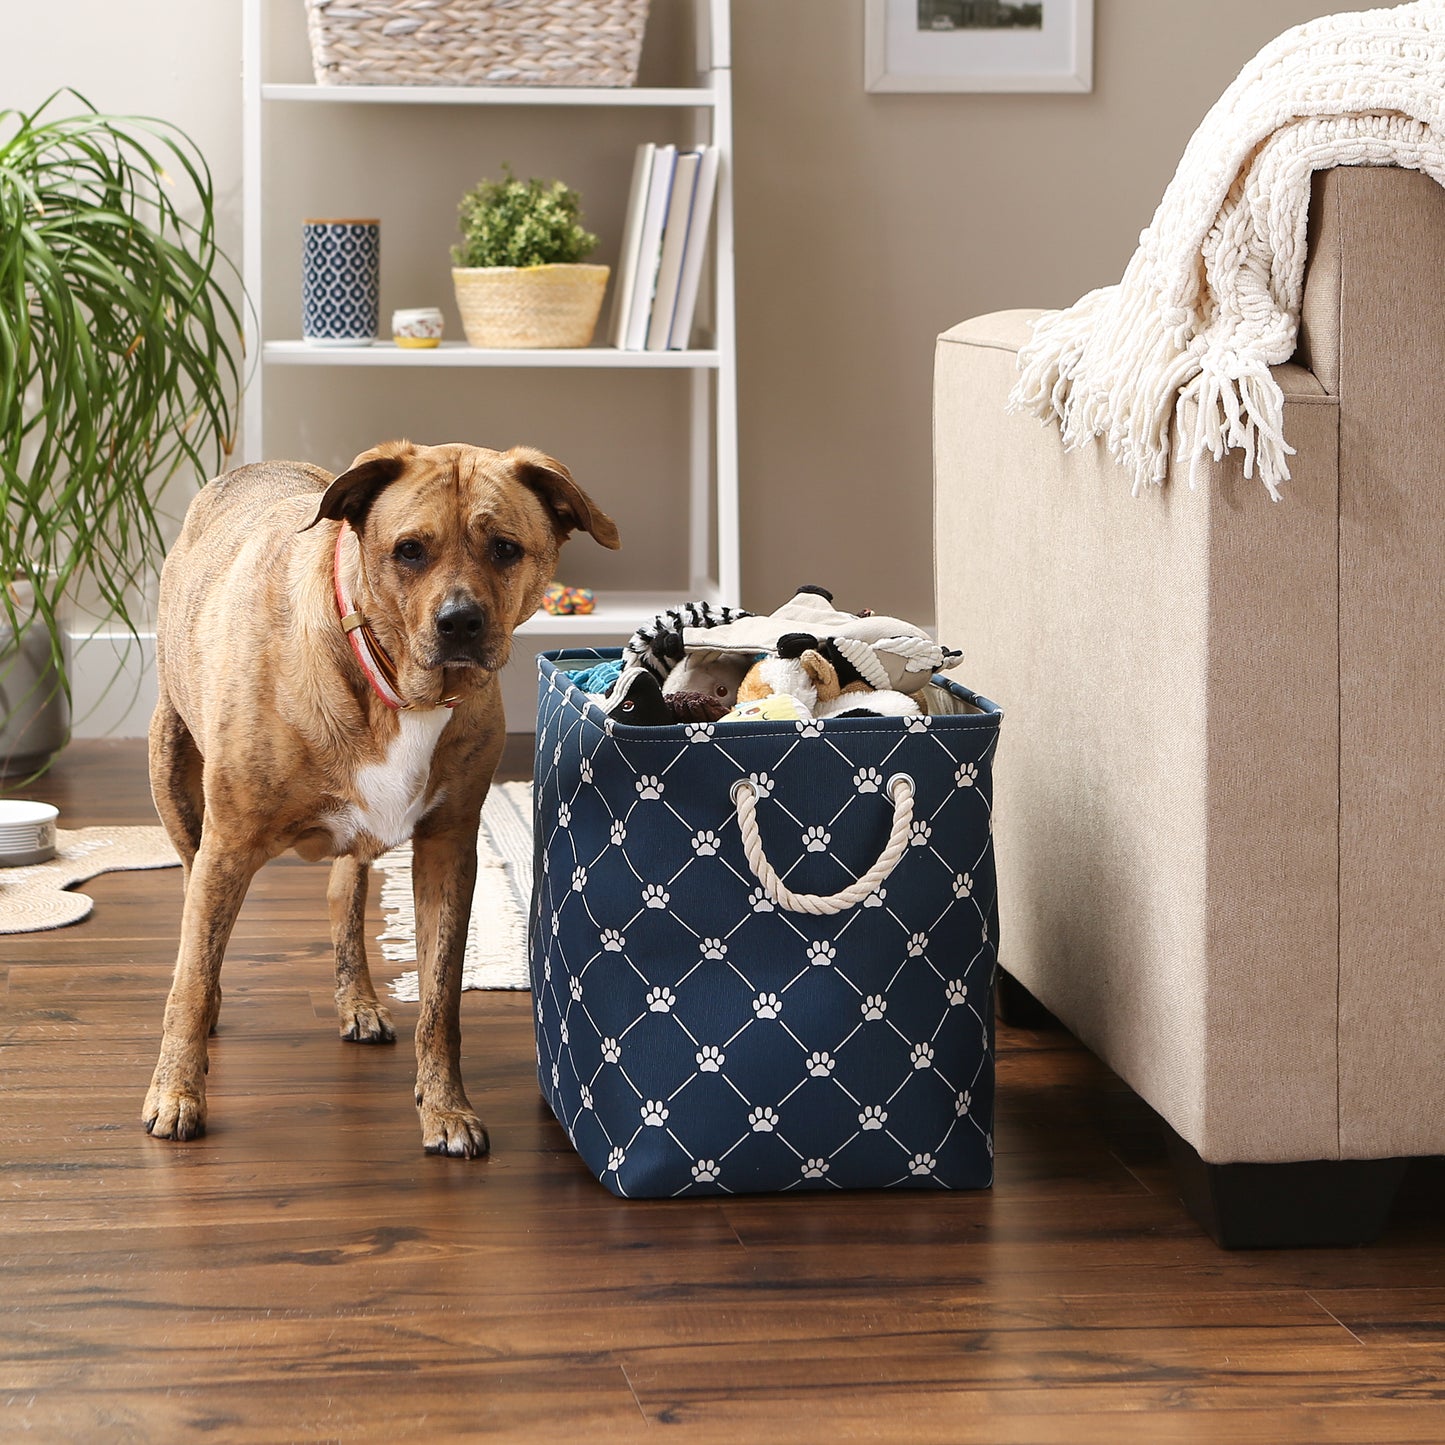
[[906, 714, 932, 733], [696, 1045, 725, 1073], [854, 766, 883, 793], [557, 801, 571, 830], [748, 772, 775, 797], [749, 1106, 779, 1133], [806, 1051, 835, 1077], [685, 722, 715, 743], [571, 865, 588, 892], [691, 830, 720, 856], [910, 821, 932, 848], [558, 1020, 570, 1046], [909, 1153, 937, 1175], [691, 1159, 719, 1182], [579, 758, 593, 785], [752, 992, 782, 1020], [700, 938, 728, 960], [551, 1061, 561, 1088], [911, 1042, 934, 1070], [802, 826, 831, 853], [946, 979, 968, 1006], [636, 774, 664, 800], [579, 1084, 593, 1110], [956, 1089, 972, 1118], [607, 1147, 625, 1172], [569, 976, 583, 1001], [641, 1099, 669, 1126], [600, 928, 625, 953], [863, 886, 886, 910], [953, 872, 973, 899], [907, 931, 929, 958], [542, 852, 550, 875], [987, 1134, 994, 1159], [802, 1158, 830, 1179], [542, 957, 553, 984], [553, 740, 563, 767], [859, 1105, 888, 1131], [646, 986, 677, 1013], [795, 717, 824, 737], [642, 884, 670, 910], [609, 820, 627, 846], [807, 941, 836, 967], [955, 761, 978, 788], [601, 1037, 622, 1064], [862, 995, 887, 1020], [748, 887, 775, 913]]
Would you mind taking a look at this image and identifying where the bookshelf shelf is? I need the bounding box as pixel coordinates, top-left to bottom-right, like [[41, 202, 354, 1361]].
[[241, 0, 739, 723], [263, 340, 722, 369], [261, 82, 717, 107]]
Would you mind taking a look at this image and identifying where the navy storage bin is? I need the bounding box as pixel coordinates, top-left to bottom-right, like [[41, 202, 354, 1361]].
[[530, 649, 1002, 1198]]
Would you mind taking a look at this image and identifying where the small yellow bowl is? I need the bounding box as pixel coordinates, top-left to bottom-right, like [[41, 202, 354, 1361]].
[[391, 306, 444, 349]]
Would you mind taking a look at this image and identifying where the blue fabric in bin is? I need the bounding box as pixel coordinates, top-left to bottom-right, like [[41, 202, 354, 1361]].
[[530, 648, 1003, 1198]]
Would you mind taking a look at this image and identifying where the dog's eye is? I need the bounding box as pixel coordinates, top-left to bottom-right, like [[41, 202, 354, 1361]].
[[394, 539, 426, 564], [491, 538, 523, 564]]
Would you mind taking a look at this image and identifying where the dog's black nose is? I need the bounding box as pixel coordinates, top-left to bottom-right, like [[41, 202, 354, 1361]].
[[435, 599, 486, 656]]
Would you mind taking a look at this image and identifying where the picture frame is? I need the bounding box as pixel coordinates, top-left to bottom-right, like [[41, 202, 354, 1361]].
[[865, 0, 1094, 94]]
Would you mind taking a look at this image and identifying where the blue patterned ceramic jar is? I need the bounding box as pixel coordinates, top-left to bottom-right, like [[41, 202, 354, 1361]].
[[302, 219, 380, 345]]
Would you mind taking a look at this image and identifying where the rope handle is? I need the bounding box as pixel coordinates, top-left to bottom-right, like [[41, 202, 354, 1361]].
[[730, 773, 915, 916]]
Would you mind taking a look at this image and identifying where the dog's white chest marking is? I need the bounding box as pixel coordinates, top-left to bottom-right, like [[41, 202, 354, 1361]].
[[332, 708, 453, 851]]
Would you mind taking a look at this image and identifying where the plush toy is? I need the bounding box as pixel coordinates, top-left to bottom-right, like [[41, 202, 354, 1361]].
[[688, 585, 961, 704], [724, 631, 921, 723]]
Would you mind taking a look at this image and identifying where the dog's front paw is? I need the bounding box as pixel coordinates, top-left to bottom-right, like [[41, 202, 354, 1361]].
[[336, 993, 396, 1044], [419, 1101, 490, 1158], [143, 1080, 207, 1140]]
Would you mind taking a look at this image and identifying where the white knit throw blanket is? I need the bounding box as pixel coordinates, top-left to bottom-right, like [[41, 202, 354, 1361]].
[[1010, 0, 1445, 499]]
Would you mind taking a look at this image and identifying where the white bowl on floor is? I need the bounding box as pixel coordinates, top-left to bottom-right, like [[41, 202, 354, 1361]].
[[0, 800, 59, 866]]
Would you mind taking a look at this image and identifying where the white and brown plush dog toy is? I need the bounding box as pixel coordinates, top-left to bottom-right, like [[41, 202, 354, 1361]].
[[691, 585, 961, 718]]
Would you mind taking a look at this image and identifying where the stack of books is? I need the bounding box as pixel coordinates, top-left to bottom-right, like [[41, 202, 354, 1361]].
[[608, 143, 720, 352]]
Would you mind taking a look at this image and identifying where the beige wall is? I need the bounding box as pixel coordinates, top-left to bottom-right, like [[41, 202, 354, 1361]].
[[732, 0, 1345, 623], [13, 0, 1349, 724]]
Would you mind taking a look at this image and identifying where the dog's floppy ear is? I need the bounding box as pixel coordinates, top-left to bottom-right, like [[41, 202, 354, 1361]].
[[507, 446, 621, 550], [301, 443, 412, 532]]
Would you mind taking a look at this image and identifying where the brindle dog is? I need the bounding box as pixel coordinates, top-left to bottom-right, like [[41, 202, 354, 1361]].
[[144, 440, 619, 1155]]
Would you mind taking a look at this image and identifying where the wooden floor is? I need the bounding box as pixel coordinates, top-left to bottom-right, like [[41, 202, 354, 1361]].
[[4, 741, 1445, 1442]]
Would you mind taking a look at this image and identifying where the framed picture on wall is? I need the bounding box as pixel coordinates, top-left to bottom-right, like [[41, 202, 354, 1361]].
[[865, 0, 1094, 93]]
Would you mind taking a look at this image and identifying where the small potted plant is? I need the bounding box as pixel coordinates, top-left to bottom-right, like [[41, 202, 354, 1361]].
[[1, 93, 242, 777], [451, 167, 609, 349]]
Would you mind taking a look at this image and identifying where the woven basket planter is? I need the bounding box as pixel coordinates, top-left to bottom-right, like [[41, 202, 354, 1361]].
[[306, 0, 650, 88], [453, 264, 610, 348]]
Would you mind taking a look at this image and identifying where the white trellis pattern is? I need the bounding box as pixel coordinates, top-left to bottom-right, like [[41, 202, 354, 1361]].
[[530, 649, 1002, 1199]]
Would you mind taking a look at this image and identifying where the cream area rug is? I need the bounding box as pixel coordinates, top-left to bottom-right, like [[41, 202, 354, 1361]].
[[377, 781, 533, 999], [0, 827, 181, 933]]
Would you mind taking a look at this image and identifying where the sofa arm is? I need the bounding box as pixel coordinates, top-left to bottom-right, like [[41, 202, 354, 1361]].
[[934, 313, 1343, 1165]]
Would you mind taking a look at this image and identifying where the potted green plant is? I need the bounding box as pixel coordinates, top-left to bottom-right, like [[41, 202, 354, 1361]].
[[0, 92, 242, 777], [450, 166, 609, 349]]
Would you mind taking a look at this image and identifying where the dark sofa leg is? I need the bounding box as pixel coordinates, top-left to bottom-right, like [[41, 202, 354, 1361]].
[[1165, 1125, 1409, 1248], [994, 968, 1061, 1030]]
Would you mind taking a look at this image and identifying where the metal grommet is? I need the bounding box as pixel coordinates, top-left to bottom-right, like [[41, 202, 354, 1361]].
[[885, 772, 915, 801], [730, 778, 755, 805]]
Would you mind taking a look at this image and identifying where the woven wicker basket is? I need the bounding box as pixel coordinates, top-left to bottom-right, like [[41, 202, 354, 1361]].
[[453, 264, 610, 348], [306, 0, 650, 88]]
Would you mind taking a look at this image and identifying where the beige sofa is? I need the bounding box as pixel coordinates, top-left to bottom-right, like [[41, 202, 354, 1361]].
[[934, 166, 1445, 1247]]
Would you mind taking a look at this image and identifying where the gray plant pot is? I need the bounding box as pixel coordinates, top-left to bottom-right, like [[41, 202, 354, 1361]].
[[0, 619, 70, 779]]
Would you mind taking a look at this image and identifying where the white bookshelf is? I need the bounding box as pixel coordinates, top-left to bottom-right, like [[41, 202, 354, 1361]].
[[239, 0, 739, 652]]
